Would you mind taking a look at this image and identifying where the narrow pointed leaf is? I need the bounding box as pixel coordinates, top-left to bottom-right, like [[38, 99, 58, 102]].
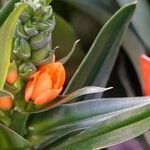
[[48, 97, 150, 150], [28, 96, 150, 149], [0, 3, 26, 90], [27, 86, 112, 113], [64, 2, 136, 94], [29, 97, 150, 135]]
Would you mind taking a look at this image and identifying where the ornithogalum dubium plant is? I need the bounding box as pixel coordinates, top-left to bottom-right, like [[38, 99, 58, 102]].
[[1, 0, 150, 149]]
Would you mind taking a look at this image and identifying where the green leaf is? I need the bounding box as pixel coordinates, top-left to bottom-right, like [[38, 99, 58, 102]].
[[24, 86, 112, 113], [0, 123, 30, 149], [117, 0, 150, 53], [47, 96, 150, 150], [0, 0, 20, 26], [0, 3, 26, 90], [28, 96, 150, 149], [29, 96, 150, 134], [64, 2, 136, 94]]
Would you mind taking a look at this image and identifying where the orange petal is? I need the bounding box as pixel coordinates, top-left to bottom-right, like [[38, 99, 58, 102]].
[[6, 71, 18, 84], [0, 96, 13, 109], [40, 62, 61, 72], [53, 65, 65, 89], [40, 62, 66, 88], [140, 55, 150, 95], [31, 71, 52, 100], [34, 88, 62, 105], [25, 71, 40, 101]]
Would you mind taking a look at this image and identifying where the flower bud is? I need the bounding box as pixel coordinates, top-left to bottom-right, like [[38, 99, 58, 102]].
[[24, 21, 39, 37], [42, 6, 53, 21], [6, 62, 18, 85], [34, 5, 47, 21], [31, 43, 50, 64], [0, 96, 13, 110], [29, 32, 49, 50], [38, 17, 55, 32], [14, 37, 31, 60], [26, 5, 34, 17], [19, 62, 37, 79], [19, 11, 30, 22], [34, 52, 54, 66], [16, 20, 29, 40]]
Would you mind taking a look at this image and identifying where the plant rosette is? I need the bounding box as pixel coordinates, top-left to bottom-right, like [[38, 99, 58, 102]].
[[0, 0, 110, 129], [0, 0, 140, 149]]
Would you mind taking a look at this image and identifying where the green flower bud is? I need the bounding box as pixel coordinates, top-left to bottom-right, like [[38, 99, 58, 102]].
[[16, 20, 29, 40], [35, 52, 54, 66], [41, 6, 53, 21], [19, 62, 37, 79], [29, 32, 50, 50], [37, 17, 55, 32], [19, 12, 30, 22], [14, 38, 31, 60], [26, 5, 35, 17], [34, 5, 47, 21], [24, 21, 39, 37], [31, 43, 50, 64], [37, 22, 50, 31]]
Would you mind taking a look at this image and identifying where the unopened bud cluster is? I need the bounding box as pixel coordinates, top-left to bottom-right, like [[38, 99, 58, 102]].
[[5, 0, 55, 94], [11, 0, 55, 79]]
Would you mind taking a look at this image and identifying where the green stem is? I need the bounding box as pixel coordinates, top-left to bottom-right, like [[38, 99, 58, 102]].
[[10, 109, 29, 136]]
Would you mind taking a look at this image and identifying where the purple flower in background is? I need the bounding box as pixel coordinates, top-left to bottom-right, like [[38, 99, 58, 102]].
[[108, 139, 143, 150]]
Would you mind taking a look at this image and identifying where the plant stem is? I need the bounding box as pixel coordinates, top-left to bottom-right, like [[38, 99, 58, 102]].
[[10, 109, 29, 136]]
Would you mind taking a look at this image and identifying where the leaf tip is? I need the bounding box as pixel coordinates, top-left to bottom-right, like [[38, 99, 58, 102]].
[[107, 87, 113, 90]]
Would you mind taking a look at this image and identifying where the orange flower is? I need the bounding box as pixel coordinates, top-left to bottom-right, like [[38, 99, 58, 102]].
[[25, 62, 66, 105], [0, 96, 13, 109], [140, 54, 150, 95]]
